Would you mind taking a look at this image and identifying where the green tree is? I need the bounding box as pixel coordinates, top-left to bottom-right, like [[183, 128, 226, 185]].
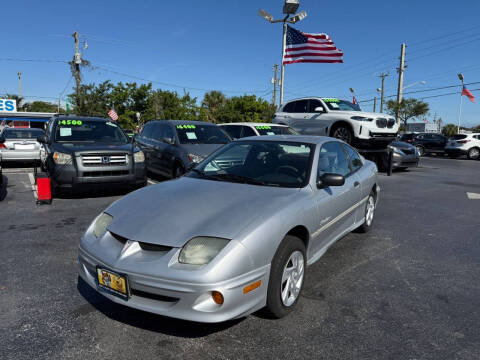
[[23, 101, 62, 113], [5, 93, 24, 111], [216, 95, 275, 123], [386, 98, 429, 128], [202, 91, 227, 123], [442, 124, 458, 137]]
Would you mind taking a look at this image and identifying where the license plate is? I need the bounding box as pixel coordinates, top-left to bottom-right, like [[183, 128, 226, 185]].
[[96, 267, 130, 299], [15, 144, 35, 150]]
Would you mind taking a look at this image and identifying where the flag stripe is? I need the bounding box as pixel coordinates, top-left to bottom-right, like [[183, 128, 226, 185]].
[[283, 25, 343, 65]]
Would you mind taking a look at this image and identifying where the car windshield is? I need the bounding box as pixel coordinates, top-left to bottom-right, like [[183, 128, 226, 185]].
[[2, 129, 44, 139], [189, 141, 314, 188], [322, 98, 360, 111], [176, 124, 230, 144], [254, 125, 299, 136], [54, 119, 128, 143]]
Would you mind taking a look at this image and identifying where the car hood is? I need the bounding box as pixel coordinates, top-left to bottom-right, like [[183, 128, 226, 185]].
[[328, 110, 391, 118], [390, 140, 415, 150], [179, 143, 226, 158], [106, 177, 301, 247], [53, 142, 134, 153]]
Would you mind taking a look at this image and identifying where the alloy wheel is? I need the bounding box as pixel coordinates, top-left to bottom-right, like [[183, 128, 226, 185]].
[[365, 196, 375, 226], [280, 251, 305, 307], [332, 127, 352, 144]]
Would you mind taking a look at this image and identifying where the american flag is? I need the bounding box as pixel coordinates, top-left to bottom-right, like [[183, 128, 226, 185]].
[[108, 108, 119, 121], [283, 25, 343, 65], [461, 85, 475, 103]]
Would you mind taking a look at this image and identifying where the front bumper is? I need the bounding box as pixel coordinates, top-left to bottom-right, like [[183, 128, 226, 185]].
[[392, 152, 419, 168], [1, 150, 40, 161], [354, 131, 398, 149], [78, 244, 269, 323]]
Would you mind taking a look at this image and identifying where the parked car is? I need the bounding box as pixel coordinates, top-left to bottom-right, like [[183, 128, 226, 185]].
[[388, 140, 420, 170], [78, 136, 379, 323], [218, 123, 298, 139], [411, 132, 448, 156], [123, 129, 135, 139], [39, 115, 147, 193], [135, 120, 230, 178], [445, 133, 480, 160], [398, 133, 416, 144], [273, 97, 398, 148], [0, 128, 44, 162]]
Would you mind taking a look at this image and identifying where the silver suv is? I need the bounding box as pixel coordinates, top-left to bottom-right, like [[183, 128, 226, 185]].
[[273, 97, 399, 148]]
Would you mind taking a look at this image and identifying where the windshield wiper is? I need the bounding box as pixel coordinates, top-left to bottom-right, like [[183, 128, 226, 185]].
[[209, 173, 268, 186]]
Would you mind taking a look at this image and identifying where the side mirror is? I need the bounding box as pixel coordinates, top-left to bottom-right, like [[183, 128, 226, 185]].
[[316, 172, 345, 189], [0, 135, 5, 144], [163, 137, 175, 145], [37, 135, 47, 144], [314, 106, 324, 113]]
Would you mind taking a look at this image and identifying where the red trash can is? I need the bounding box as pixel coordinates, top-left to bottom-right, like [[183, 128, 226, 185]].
[[36, 173, 52, 204]]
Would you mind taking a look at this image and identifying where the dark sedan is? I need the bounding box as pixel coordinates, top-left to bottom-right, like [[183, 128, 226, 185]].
[[389, 140, 420, 169], [135, 120, 231, 178], [406, 133, 447, 156]]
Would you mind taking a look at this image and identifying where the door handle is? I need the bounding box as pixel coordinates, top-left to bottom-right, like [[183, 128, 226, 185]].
[[354, 181, 360, 187]]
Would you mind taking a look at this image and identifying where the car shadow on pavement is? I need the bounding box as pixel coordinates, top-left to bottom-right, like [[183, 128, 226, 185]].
[[76, 276, 243, 337], [54, 187, 137, 200], [0, 176, 7, 201]]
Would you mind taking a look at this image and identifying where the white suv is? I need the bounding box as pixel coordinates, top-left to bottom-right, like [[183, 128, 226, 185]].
[[445, 133, 480, 159], [273, 97, 399, 148]]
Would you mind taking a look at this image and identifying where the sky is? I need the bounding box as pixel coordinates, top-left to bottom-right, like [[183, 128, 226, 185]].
[[1, 0, 480, 127]]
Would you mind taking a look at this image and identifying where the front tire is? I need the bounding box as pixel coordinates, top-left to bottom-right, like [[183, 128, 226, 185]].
[[416, 145, 425, 157], [357, 191, 376, 233], [173, 164, 185, 178], [265, 235, 306, 318], [331, 125, 353, 144], [467, 147, 480, 160]]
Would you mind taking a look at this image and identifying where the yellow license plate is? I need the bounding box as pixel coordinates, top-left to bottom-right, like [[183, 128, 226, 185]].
[[96, 267, 129, 299]]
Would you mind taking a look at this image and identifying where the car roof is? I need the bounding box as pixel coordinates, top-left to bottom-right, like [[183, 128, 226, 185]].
[[150, 120, 216, 126], [54, 115, 111, 121], [218, 122, 288, 127], [235, 135, 335, 145]]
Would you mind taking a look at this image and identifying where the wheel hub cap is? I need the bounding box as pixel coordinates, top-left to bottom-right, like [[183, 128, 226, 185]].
[[366, 196, 375, 226], [281, 251, 305, 307]]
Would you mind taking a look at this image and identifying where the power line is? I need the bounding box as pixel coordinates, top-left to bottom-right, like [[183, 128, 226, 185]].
[[0, 58, 68, 63]]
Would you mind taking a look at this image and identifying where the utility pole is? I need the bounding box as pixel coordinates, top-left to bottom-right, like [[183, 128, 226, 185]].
[[272, 64, 279, 107], [379, 72, 389, 113], [72, 31, 82, 102], [396, 43, 406, 121], [17, 72, 22, 99], [373, 97, 377, 112]]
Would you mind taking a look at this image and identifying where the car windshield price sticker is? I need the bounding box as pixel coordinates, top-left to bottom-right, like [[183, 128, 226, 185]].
[[255, 126, 271, 130], [58, 120, 83, 126], [322, 98, 340, 103], [177, 125, 196, 129], [59, 128, 72, 137], [186, 132, 197, 140]]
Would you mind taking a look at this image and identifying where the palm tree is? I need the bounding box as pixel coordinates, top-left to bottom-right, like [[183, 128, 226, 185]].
[[5, 93, 24, 111], [201, 91, 226, 123]]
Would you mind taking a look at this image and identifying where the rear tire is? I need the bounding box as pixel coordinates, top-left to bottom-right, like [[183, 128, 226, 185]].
[[467, 147, 480, 160], [265, 235, 306, 319], [416, 145, 425, 157], [357, 191, 376, 233]]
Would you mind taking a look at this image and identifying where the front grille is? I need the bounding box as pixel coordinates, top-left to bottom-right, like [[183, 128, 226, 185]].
[[376, 118, 387, 128], [387, 118, 396, 128], [370, 132, 396, 138], [83, 170, 129, 177], [81, 153, 128, 166], [110, 232, 172, 252], [401, 148, 415, 155], [130, 288, 179, 302]]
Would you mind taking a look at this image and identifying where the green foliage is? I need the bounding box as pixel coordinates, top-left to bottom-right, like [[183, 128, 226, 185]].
[[442, 124, 458, 137], [386, 98, 429, 128], [23, 101, 62, 113], [215, 95, 275, 124]]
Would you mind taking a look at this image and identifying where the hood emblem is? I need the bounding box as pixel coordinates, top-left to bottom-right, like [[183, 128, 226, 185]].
[[102, 156, 111, 164]]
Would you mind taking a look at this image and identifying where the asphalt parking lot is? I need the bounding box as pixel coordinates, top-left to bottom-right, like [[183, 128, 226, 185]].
[[1, 157, 479, 360]]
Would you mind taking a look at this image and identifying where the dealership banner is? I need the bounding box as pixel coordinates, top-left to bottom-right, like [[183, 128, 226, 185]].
[[0, 99, 17, 112]]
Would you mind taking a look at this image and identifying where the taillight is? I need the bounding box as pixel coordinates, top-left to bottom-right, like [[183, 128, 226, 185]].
[[457, 140, 470, 144], [0, 144, 6, 149]]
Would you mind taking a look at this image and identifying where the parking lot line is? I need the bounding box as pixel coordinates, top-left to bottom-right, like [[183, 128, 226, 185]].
[[27, 172, 38, 200], [466, 192, 480, 200]]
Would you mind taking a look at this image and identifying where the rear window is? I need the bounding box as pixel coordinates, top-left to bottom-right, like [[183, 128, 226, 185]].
[[451, 135, 467, 140], [400, 134, 413, 140], [2, 129, 44, 139]]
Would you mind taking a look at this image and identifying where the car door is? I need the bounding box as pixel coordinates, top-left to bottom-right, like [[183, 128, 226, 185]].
[[137, 123, 154, 170], [160, 124, 178, 176], [288, 99, 329, 136], [311, 141, 362, 255], [274, 101, 297, 125], [149, 123, 169, 175]]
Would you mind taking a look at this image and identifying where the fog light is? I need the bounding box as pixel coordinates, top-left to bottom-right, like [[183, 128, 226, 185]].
[[211, 291, 224, 305]]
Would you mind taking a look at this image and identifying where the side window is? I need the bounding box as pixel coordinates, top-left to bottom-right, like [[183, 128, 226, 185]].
[[140, 123, 152, 139], [317, 142, 351, 177], [342, 144, 363, 172], [293, 100, 309, 113], [222, 125, 242, 139], [241, 126, 256, 137], [282, 101, 296, 113], [308, 99, 324, 112], [164, 124, 175, 139], [151, 124, 165, 141]]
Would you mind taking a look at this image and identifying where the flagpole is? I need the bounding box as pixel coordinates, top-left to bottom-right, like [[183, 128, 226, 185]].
[[279, 19, 287, 106], [457, 80, 463, 134]]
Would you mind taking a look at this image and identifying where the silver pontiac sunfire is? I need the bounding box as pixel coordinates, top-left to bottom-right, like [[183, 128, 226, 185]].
[[78, 135, 379, 323]]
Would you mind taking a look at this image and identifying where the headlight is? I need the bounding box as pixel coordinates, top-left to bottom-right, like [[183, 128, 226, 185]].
[[134, 151, 145, 162], [350, 116, 373, 122], [188, 153, 205, 163], [388, 146, 405, 156], [53, 152, 72, 164], [93, 213, 113, 238], [178, 237, 230, 265]]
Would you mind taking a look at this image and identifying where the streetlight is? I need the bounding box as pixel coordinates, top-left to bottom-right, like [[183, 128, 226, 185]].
[[259, 0, 307, 105], [457, 73, 464, 134]]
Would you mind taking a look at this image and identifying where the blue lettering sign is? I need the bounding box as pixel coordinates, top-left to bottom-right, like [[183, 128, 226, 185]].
[[5, 100, 14, 111]]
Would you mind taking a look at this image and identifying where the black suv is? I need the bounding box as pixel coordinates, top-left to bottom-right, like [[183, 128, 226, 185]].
[[409, 133, 447, 156], [135, 120, 230, 178], [39, 115, 147, 192]]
